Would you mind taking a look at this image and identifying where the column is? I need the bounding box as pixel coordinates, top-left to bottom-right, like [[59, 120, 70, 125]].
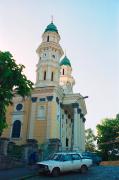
[[59, 103, 62, 143], [81, 117, 86, 151], [73, 107, 78, 150], [46, 101, 51, 139], [61, 108, 65, 150], [46, 96, 53, 139], [78, 113, 83, 151], [28, 97, 37, 139]]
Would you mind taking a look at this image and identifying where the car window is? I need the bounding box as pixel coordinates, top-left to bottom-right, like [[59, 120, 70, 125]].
[[50, 154, 63, 161], [72, 154, 81, 160], [63, 154, 72, 161], [82, 152, 89, 156]]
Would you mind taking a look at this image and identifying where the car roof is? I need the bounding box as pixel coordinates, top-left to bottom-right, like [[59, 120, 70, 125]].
[[54, 151, 81, 155]]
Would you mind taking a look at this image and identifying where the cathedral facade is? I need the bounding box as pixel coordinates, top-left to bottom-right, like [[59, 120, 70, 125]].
[[2, 21, 87, 152]]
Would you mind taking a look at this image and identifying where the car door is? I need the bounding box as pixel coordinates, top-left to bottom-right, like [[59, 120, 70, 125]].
[[71, 154, 82, 170], [62, 154, 73, 172]]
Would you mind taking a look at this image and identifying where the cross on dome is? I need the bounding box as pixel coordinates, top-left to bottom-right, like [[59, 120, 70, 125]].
[[51, 15, 54, 23]]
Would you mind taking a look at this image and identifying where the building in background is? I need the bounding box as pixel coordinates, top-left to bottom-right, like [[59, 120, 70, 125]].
[[2, 21, 87, 151]]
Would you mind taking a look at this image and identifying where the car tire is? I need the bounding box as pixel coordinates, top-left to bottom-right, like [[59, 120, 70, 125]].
[[51, 167, 60, 177], [80, 165, 88, 173], [96, 162, 99, 165]]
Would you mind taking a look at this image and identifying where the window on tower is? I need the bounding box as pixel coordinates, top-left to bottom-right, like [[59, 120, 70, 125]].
[[63, 69, 64, 75], [47, 36, 49, 42], [51, 72, 54, 81], [44, 71, 46, 80], [52, 55, 55, 58]]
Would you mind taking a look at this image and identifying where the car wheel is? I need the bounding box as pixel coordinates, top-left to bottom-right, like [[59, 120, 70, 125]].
[[80, 165, 88, 173], [51, 167, 60, 177], [96, 162, 100, 166]]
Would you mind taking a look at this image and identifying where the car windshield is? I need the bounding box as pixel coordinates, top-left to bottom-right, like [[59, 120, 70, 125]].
[[49, 154, 63, 161], [82, 152, 92, 156]]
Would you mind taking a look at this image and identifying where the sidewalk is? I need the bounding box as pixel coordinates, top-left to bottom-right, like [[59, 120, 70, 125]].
[[0, 166, 37, 180]]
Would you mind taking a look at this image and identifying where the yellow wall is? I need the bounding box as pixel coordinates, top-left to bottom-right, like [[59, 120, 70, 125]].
[[34, 120, 47, 144], [2, 98, 31, 145], [33, 101, 47, 144], [20, 98, 31, 144], [50, 102, 60, 139], [2, 104, 13, 138], [2, 88, 74, 148]]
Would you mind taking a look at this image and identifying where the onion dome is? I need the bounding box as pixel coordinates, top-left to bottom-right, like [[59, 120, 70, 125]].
[[44, 22, 58, 33], [60, 56, 71, 67]]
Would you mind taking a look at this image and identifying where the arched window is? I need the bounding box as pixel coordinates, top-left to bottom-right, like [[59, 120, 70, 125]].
[[44, 71, 46, 80], [66, 138, 69, 147], [51, 72, 54, 81], [47, 36, 49, 42], [63, 69, 64, 75], [52, 55, 55, 58], [11, 120, 21, 138]]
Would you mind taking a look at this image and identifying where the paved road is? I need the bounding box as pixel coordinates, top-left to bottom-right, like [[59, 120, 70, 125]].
[[28, 166, 119, 180], [0, 166, 37, 180]]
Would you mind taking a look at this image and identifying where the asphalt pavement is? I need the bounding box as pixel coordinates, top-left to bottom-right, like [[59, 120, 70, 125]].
[[0, 165, 37, 180], [29, 166, 119, 180], [0, 165, 119, 180]]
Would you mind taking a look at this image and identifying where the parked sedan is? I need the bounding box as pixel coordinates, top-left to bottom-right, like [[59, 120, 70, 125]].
[[82, 152, 102, 165], [37, 152, 92, 176]]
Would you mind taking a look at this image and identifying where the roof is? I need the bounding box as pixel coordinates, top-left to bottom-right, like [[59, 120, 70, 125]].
[[60, 56, 71, 67], [44, 22, 58, 33], [53, 152, 82, 156]]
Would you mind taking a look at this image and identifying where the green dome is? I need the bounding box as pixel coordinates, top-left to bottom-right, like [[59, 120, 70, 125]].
[[60, 56, 71, 67], [45, 22, 58, 33]]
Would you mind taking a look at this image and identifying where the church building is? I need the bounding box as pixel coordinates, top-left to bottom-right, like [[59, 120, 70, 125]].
[[2, 21, 87, 152]]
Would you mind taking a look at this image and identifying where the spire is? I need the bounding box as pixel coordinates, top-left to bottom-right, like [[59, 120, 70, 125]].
[[51, 15, 54, 23], [64, 49, 66, 56]]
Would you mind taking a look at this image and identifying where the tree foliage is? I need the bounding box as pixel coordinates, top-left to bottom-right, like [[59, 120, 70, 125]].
[[96, 115, 119, 160], [0, 51, 33, 135], [85, 128, 96, 152]]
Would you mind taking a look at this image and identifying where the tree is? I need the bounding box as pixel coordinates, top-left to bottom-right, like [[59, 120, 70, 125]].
[[0, 51, 33, 135], [96, 114, 119, 160], [85, 128, 96, 152]]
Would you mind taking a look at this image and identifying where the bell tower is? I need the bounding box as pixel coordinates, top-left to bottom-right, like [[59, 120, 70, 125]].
[[35, 21, 63, 87], [59, 55, 75, 94]]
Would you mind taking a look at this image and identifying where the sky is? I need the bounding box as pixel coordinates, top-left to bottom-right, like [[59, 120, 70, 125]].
[[0, 0, 119, 132]]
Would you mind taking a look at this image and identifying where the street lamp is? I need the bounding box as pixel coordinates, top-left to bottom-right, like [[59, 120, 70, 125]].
[[83, 96, 89, 99], [74, 96, 88, 101], [78, 96, 89, 100]]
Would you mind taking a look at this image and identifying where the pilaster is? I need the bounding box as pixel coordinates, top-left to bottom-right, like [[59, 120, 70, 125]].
[[73, 107, 78, 150], [28, 97, 37, 139], [46, 96, 53, 139]]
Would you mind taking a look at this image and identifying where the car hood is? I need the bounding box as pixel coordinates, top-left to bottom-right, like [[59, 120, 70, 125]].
[[37, 160, 61, 166]]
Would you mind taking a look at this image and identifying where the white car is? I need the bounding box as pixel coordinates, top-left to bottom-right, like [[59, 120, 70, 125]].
[[37, 152, 92, 176]]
